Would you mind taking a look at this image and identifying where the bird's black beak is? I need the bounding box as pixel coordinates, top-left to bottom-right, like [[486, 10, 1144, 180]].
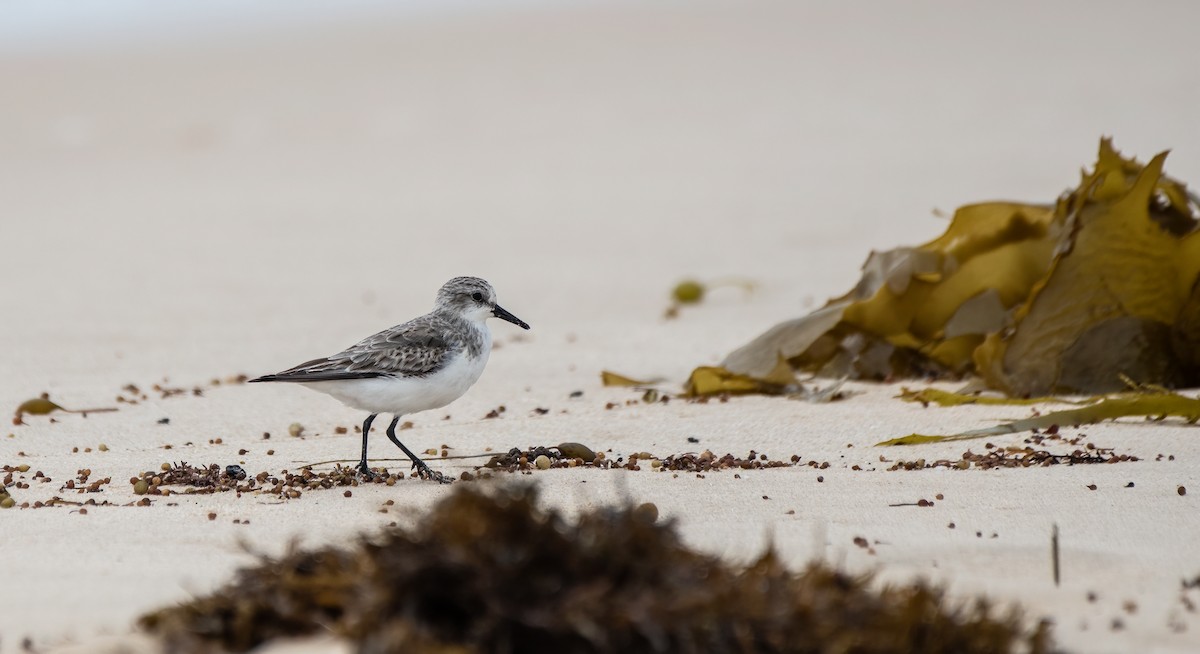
[[492, 304, 530, 330]]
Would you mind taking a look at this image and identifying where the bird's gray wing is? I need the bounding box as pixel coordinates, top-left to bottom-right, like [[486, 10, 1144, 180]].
[[249, 315, 456, 383]]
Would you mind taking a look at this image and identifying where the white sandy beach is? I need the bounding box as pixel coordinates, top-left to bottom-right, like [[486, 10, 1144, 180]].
[[2, 1, 1199, 652]]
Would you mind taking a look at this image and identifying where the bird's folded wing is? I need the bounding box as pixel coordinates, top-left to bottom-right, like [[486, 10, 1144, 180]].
[[252, 317, 454, 382]]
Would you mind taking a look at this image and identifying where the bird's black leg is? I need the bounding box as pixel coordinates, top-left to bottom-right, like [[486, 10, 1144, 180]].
[[355, 413, 378, 479], [386, 416, 450, 484]]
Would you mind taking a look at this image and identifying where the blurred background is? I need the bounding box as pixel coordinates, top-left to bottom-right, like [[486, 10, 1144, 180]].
[[3, 0, 1199, 394]]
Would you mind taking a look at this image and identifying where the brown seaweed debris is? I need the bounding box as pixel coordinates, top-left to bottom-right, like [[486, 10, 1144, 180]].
[[888, 446, 1138, 471], [657, 449, 798, 472], [481, 446, 802, 475], [130, 462, 405, 499], [140, 484, 1052, 653]]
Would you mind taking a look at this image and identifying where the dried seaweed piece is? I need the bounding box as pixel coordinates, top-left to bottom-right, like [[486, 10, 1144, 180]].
[[140, 484, 1052, 653], [13, 394, 117, 425], [684, 366, 790, 396], [880, 389, 1200, 446], [976, 141, 1200, 394], [667, 278, 756, 317], [720, 201, 1058, 382], [711, 139, 1200, 395], [897, 387, 1091, 407], [600, 371, 659, 387]]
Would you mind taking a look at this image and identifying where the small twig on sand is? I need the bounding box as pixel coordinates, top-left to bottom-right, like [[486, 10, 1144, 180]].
[[1052, 523, 1061, 587], [299, 453, 495, 470]]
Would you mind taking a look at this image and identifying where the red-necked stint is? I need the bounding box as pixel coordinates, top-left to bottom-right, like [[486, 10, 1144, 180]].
[[250, 277, 529, 483]]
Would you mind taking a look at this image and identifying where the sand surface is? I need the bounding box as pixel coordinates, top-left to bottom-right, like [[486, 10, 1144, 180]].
[[2, 1, 1199, 652]]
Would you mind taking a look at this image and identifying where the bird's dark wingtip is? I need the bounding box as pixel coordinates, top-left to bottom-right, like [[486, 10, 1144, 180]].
[[247, 375, 273, 383]]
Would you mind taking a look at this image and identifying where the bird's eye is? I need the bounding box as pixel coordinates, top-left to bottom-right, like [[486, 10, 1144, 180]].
[[472, 292, 484, 302]]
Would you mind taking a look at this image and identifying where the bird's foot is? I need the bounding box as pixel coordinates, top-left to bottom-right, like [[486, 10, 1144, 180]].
[[354, 462, 379, 481], [414, 462, 451, 484]]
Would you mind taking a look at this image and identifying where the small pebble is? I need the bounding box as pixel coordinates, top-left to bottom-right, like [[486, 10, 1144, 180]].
[[557, 442, 595, 461], [207, 512, 217, 521], [343, 490, 352, 498], [288, 423, 303, 437], [98, 444, 109, 452]]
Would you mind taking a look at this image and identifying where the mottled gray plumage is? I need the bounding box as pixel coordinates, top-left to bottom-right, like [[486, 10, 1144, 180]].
[[251, 277, 496, 383]]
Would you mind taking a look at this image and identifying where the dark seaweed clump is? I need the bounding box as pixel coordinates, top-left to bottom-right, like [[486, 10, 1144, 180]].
[[140, 485, 1053, 654]]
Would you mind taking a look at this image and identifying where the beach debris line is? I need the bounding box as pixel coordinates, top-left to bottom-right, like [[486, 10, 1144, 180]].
[[13, 375, 251, 424], [886, 444, 1137, 471], [128, 461, 409, 499], [479, 444, 808, 475], [139, 484, 1052, 653], [699, 138, 1200, 396], [114, 375, 247, 405]]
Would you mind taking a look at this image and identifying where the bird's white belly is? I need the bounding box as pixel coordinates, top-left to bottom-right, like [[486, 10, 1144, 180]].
[[301, 350, 489, 415]]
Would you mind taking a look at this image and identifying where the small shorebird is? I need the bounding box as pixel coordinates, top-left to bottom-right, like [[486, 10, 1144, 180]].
[[249, 277, 529, 483]]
